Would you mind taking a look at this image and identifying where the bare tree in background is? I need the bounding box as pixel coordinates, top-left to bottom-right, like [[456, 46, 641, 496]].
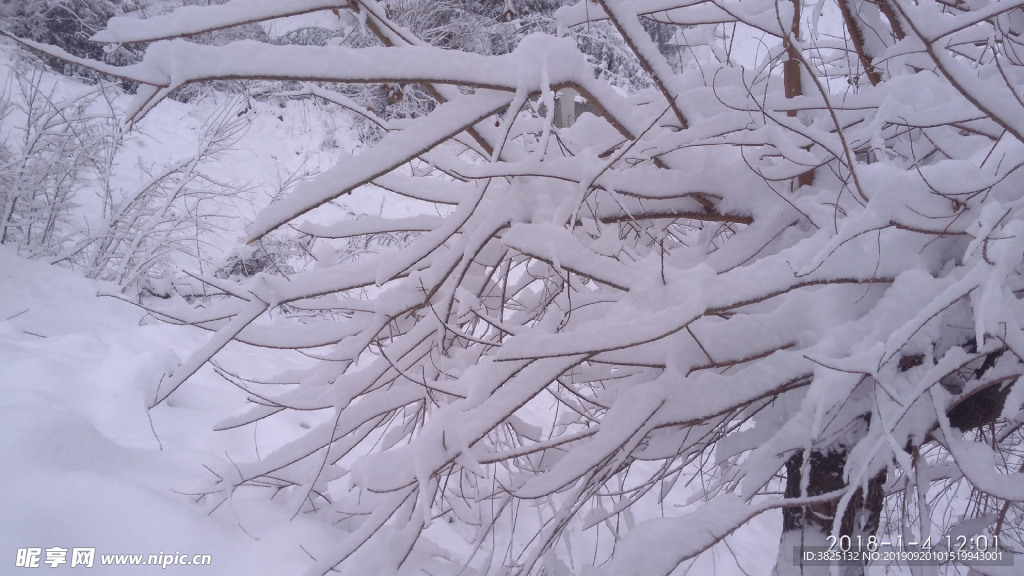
[[11, 0, 1024, 574]]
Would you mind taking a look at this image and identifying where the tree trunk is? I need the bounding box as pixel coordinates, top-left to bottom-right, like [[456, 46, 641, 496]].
[[784, 0, 815, 189], [777, 447, 886, 576], [776, 346, 1010, 576]]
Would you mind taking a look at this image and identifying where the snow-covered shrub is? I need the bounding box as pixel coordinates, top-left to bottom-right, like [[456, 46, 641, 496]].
[[20, 0, 1024, 575], [0, 60, 98, 254], [71, 98, 252, 291], [215, 235, 302, 281], [0, 55, 251, 294]]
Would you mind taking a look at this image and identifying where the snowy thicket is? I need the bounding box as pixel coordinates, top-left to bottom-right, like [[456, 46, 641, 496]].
[[0, 55, 252, 293], [14, 0, 1024, 575]]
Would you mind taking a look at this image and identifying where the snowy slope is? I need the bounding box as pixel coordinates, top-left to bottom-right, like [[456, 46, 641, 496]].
[[0, 41, 467, 574], [0, 245, 352, 574], [0, 39, 389, 568], [0, 44, 483, 575]]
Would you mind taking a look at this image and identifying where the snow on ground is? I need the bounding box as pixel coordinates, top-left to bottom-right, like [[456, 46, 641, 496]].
[[0, 41, 438, 574], [0, 245, 348, 574], [0, 42, 443, 575], [0, 46, 367, 568]]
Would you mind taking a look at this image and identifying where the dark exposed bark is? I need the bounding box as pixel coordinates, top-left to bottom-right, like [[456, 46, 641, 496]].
[[875, 0, 907, 41], [782, 345, 1011, 574], [594, 0, 689, 129], [839, 0, 882, 86], [782, 446, 887, 573], [783, 0, 815, 188], [948, 382, 1010, 431], [947, 346, 1010, 430], [782, 1, 803, 108]]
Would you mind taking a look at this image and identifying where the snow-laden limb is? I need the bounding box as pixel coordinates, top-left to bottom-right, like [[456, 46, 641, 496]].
[[900, 0, 1024, 43], [293, 214, 443, 239], [501, 223, 638, 292], [556, 0, 781, 32], [92, 0, 353, 44], [892, 0, 1024, 142], [0, 32, 168, 85], [595, 0, 691, 128], [28, 0, 1024, 573], [300, 487, 415, 576], [154, 299, 268, 405], [247, 90, 512, 242], [592, 495, 765, 576]]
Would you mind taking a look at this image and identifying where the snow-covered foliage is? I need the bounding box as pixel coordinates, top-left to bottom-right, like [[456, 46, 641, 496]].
[[0, 54, 254, 293], [0, 61, 97, 253], [14, 0, 1024, 574], [81, 98, 252, 289]]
